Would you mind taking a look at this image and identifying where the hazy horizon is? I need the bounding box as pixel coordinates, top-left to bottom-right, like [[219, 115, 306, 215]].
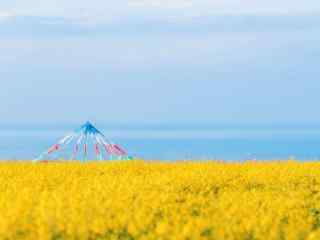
[[3, 121, 320, 130]]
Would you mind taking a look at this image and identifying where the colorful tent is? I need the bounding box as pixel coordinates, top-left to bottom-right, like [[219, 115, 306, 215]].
[[34, 121, 130, 162]]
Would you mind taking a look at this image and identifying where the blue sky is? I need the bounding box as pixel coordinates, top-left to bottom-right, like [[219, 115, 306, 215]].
[[0, 1, 320, 126]]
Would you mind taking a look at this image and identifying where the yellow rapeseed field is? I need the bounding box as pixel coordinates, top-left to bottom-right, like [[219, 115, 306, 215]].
[[1, 161, 320, 240]]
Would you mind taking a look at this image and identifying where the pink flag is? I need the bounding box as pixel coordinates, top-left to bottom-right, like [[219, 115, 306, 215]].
[[48, 144, 59, 154], [95, 144, 100, 156], [73, 145, 79, 156], [84, 144, 88, 155], [104, 144, 114, 155], [113, 144, 127, 155]]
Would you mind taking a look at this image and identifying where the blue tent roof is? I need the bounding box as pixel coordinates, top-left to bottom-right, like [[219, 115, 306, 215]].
[[35, 121, 129, 162], [79, 121, 102, 135]]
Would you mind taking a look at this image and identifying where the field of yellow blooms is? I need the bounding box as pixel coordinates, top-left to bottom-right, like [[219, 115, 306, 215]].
[[1, 161, 320, 240]]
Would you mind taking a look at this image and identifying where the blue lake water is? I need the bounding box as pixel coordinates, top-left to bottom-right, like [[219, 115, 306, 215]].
[[1, 127, 320, 161]]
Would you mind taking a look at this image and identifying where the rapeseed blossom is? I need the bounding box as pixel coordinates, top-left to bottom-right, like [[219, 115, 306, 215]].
[[0, 161, 319, 239]]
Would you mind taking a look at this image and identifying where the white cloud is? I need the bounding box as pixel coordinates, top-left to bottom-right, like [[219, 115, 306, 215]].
[[0, 11, 16, 21], [1, 0, 320, 24], [128, 0, 320, 17], [129, 0, 194, 9]]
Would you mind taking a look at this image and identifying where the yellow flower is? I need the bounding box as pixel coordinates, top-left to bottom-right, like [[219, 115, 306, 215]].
[[0, 160, 319, 239]]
